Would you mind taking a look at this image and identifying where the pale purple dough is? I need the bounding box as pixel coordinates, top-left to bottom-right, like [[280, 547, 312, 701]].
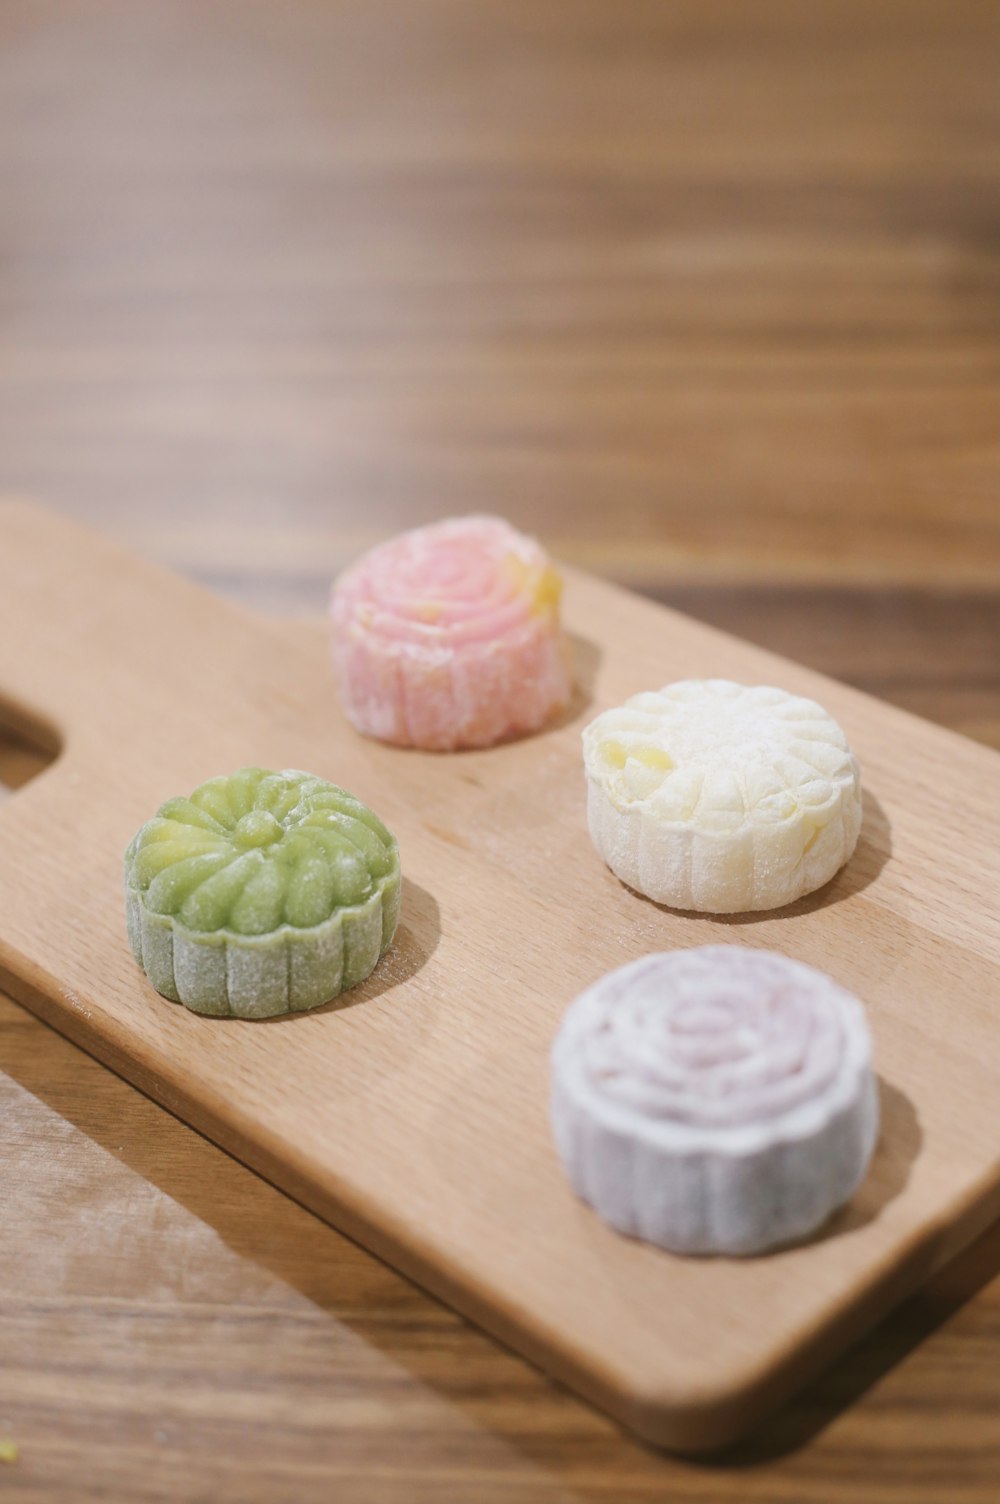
[[551, 946, 878, 1256]]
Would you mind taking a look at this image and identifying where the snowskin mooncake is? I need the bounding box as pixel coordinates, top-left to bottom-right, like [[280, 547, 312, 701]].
[[583, 679, 863, 913], [551, 946, 879, 1256], [330, 515, 572, 751], [125, 768, 400, 1018]]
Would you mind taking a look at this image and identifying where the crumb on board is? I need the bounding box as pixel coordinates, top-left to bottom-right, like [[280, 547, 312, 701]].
[[0, 1439, 19, 1464]]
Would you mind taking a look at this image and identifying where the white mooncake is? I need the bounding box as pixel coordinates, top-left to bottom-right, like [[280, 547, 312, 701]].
[[551, 946, 879, 1256], [582, 679, 862, 913]]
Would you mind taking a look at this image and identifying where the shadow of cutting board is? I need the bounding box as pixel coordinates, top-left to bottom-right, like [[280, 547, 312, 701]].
[[1, 498, 998, 1453]]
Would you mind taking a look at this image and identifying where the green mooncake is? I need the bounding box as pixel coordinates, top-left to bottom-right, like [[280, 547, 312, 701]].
[[124, 767, 401, 1019]]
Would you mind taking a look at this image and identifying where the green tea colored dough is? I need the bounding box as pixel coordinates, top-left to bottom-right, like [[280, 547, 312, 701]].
[[124, 768, 401, 1018]]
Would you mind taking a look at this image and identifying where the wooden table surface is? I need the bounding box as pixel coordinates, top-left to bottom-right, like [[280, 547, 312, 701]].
[[1, 2, 997, 1499]]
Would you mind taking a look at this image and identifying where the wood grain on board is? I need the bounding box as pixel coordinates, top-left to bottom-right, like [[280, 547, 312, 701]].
[[0, 0, 998, 1498], [0, 501, 998, 1458]]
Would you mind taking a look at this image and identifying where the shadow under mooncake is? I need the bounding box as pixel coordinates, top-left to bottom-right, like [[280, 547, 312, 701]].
[[124, 767, 400, 1019]]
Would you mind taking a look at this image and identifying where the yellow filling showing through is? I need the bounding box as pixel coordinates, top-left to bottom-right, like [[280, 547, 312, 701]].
[[601, 741, 674, 772], [503, 553, 563, 616], [413, 600, 444, 623]]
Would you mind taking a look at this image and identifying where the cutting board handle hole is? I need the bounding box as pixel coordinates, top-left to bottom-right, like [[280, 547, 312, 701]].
[[0, 698, 62, 803]]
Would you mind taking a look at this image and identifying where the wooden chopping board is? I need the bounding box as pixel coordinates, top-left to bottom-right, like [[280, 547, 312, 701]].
[[1, 499, 997, 1454]]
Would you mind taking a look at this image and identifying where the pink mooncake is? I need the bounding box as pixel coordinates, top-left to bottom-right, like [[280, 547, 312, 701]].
[[330, 515, 572, 751]]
